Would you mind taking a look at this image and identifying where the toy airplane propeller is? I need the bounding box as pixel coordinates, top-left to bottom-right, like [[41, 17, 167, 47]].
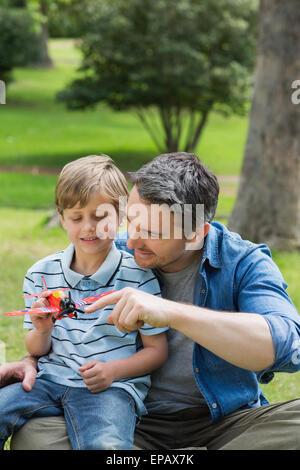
[[4, 275, 115, 321]]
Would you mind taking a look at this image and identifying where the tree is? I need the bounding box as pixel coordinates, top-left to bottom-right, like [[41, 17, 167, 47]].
[[27, 0, 69, 68], [26, 0, 85, 68], [0, 6, 40, 83], [228, 0, 300, 251], [58, 0, 257, 153]]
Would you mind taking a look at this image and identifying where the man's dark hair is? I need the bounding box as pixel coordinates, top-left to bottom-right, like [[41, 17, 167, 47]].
[[128, 152, 219, 228]]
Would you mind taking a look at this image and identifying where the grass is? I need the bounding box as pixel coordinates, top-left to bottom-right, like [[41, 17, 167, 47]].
[[0, 39, 248, 175], [0, 172, 57, 209], [0, 38, 299, 415]]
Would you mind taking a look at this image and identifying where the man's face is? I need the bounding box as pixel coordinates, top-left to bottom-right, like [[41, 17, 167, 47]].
[[126, 186, 209, 272]]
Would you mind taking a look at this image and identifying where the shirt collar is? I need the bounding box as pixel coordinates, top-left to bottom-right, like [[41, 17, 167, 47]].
[[201, 223, 222, 269], [61, 242, 122, 288]]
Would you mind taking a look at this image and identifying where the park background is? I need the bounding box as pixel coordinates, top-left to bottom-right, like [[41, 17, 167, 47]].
[[0, 0, 300, 413]]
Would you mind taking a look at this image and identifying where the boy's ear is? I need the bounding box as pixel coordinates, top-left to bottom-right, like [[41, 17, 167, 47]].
[[58, 213, 66, 230]]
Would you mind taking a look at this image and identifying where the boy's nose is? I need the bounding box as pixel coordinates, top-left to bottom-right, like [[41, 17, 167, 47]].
[[83, 219, 96, 232]]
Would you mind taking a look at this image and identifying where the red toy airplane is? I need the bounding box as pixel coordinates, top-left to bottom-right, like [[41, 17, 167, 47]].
[[4, 275, 115, 321]]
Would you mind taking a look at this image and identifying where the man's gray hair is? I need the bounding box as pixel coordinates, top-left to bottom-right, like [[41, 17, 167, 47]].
[[128, 152, 219, 229]]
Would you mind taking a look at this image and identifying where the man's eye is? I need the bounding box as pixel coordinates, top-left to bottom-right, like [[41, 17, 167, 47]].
[[72, 218, 81, 222]]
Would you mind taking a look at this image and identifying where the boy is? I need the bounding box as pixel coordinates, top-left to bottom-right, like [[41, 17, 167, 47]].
[[0, 155, 168, 450]]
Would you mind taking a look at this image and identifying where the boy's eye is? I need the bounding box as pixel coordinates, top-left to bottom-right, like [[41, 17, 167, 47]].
[[70, 215, 104, 222]]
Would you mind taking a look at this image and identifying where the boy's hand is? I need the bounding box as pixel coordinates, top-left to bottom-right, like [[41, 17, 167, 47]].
[[79, 361, 116, 393], [30, 291, 56, 333]]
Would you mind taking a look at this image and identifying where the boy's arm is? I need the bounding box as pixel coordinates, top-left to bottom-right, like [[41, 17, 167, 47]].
[[112, 332, 168, 378], [79, 332, 168, 393], [25, 327, 52, 357], [25, 293, 55, 357]]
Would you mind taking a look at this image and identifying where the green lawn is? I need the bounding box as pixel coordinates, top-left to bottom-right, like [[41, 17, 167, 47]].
[[0, 39, 300, 410], [0, 172, 57, 209], [0, 39, 248, 175]]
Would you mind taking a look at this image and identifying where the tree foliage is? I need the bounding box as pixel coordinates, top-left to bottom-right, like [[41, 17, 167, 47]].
[[58, 0, 258, 153], [0, 6, 40, 82]]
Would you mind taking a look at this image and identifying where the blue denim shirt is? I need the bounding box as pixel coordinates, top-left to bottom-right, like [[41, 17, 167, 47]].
[[115, 222, 300, 421]]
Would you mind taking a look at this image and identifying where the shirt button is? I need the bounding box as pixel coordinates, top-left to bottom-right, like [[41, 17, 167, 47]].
[[195, 367, 199, 373], [212, 402, 218, 409], [201, 289, 206, 294]]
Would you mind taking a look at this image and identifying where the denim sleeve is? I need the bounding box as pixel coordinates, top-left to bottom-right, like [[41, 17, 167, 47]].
[[114, 230, 133, 255], [235, 245, 300, 380]]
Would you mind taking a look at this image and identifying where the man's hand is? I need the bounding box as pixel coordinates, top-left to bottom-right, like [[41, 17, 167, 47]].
[[84, 287, 174, 332], [79, 361, 116, 393], [0, 355, 38, 392]]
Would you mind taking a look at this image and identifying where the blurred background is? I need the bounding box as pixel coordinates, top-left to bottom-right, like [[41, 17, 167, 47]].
[[0, 0, 300, 404]]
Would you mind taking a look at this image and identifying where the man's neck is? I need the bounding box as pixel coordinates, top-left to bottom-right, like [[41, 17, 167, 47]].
[[159, 249, 203, 274]]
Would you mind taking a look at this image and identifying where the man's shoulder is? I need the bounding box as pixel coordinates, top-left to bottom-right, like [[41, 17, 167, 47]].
[[210, 221, 272, 263]]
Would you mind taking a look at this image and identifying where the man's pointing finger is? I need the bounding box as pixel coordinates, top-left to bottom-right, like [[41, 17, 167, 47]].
[[84, 290, 122, 313]]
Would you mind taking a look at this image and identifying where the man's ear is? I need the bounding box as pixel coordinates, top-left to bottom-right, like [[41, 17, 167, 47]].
[[185, 222, 210, 251], [203, 222, 210, 238]]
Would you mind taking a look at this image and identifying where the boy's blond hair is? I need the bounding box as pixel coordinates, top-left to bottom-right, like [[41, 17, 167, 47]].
[[55, 155, 129, 215]]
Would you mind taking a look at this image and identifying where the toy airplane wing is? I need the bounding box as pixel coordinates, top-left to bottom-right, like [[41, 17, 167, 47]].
[[75, 290, 116, 308], [4, 306, 61, 317]]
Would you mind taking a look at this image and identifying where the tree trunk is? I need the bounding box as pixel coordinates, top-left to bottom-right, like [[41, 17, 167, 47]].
[[228, 0, 300, 251], [38, 0, 53, 68]]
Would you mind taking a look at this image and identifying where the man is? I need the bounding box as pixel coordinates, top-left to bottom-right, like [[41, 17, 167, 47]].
[[2, 152, 300, 450]]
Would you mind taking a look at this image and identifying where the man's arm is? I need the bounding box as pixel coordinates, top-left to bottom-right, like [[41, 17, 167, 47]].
[[85, 287, 275, 372], [170, 304, 275, 371]]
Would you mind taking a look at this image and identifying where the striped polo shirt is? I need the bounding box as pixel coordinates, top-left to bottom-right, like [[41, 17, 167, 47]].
[[23, 242, 167, 417]]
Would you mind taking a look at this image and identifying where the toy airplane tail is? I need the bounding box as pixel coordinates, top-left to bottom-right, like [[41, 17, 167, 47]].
[[23, 275, 69, 299]]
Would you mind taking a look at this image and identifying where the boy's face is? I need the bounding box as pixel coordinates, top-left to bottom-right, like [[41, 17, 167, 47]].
[[59, 191, 118, 263]]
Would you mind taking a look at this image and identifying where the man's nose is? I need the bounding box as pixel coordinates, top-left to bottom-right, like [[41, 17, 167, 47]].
[[127, 233, 144, 250]]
